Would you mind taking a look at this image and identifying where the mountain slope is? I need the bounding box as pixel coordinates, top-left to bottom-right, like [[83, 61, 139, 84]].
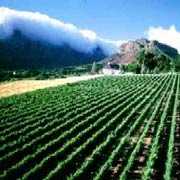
[[104, 38, 179, 65], [0, 31, 107, 70]]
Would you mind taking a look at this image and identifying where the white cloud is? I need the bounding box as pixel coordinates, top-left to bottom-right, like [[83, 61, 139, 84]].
[[147, 25, 180, 53], [0, 7, 125, 55]]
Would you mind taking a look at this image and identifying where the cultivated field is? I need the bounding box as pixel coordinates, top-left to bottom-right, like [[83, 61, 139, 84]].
[[0, 74, 179, 180], [0, 74, 103, 97]]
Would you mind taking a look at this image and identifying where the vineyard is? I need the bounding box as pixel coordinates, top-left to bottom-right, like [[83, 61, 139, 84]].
[[0, 74, 180, 180]]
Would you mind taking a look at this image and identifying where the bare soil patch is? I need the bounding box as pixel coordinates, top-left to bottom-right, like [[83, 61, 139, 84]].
[[0, 74, 103, 97]]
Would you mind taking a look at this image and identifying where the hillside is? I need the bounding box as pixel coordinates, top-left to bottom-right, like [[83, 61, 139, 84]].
[[0, 31, 107, 70], [104, 38, 179, 65]]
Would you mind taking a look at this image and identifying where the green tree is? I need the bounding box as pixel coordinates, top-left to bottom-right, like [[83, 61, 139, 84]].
[[137, 49, 173, 73], [91, 61, 98, 74], [172, 55, 180, 72], [137, 50, 157, 71], [155, 53, 171, 71], [127, 62, 141, 73], [137, 49, 146, 66], [141, 63, 146, 74], [153, 67, 160, 74], [119, 63, 125, 73]]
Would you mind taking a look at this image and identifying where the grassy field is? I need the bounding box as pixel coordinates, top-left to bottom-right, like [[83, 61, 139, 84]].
[[0, 74, 179, 180]]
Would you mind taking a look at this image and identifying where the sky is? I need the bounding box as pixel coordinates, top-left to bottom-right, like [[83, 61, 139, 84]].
[[0, 0, 180, 52]]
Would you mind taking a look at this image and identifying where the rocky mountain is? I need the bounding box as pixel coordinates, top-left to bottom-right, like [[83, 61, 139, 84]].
[[0, 31, 107, 70], [104, 38, 179, 65]]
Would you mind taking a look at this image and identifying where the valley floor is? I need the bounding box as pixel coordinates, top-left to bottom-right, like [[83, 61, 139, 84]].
[[0, 74, 103, 97]]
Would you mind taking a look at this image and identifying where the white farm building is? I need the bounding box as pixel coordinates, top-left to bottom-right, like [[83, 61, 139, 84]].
[[102, 63, 124, 75]]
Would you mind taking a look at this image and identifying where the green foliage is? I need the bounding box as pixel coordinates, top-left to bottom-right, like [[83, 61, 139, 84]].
[[137, 50, 157, 72], [142, 75, 176, 180], [153, 67, 160, 74], [172, 55, 180, 72], [119, 63, 126, 72], [155, 53, 171, 71], [140, 64, 146, 74], [164, 75, 179, 180], [136, 49, 172, 74], [0, 64, 102, 82], [0, 75, 179, 180], [91, 61, 98, 74], [126, 62, 141, 73]]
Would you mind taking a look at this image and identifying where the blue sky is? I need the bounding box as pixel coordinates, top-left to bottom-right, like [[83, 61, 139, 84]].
[[1, 0, 180, 41]]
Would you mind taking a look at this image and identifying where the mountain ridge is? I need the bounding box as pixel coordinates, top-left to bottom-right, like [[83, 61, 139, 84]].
[[104, 38, 179, 65], [0, 30, 107, 70]]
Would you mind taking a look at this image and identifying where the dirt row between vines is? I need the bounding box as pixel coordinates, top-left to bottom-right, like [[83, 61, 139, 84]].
[[0, 74, 104, 98]]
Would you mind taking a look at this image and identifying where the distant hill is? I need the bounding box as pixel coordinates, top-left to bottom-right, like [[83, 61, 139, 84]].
[[0, 31, 107, 70], [103, 38, 179, 65], [1, 32, 178, 71]]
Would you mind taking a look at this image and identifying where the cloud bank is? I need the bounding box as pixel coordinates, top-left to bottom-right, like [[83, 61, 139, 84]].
[[147, 25, 180, 53], [0, 7, 124, 55]]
